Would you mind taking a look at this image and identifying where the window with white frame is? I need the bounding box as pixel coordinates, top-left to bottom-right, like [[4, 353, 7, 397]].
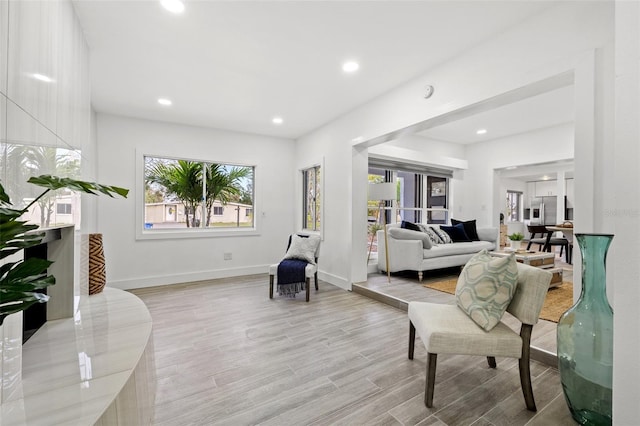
[[506, 190, 522, 222], [56, 203, 72, 214], [302, 165, 321, 231], [143, 156, 254, 230]]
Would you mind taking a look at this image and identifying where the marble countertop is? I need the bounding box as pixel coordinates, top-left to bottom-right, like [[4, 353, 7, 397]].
[[1, 288, 153, 425]]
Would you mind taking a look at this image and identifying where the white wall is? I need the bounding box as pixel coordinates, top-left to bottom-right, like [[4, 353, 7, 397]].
[[464, 123, 574, 227], [95, 114, 296, 289]]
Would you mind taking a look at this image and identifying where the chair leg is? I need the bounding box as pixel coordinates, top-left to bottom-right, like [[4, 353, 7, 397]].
[[408, 321, 416, 360], [519, 324, 537, 411], [487, 356, 496, 368], [269, 275, 274, 299], [418, 271, 423, 282], [305, 277, 310, 302], [425, 353, 437, 408], [314, 272, 318, 291]]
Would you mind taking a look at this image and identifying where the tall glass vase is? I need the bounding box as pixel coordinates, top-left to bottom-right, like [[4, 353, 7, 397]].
[[557, 233, 613, 425]]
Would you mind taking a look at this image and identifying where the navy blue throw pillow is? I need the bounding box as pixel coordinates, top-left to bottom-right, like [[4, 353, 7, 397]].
[[440, 223, 472, 242], [401, 220, 421, 232], [451, 219, 480, 241]]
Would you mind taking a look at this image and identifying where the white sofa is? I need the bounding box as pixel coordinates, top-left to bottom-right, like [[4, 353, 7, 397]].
[[376, 223, 499, 281]]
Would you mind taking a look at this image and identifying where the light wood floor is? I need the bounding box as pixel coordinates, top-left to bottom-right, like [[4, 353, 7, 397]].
[[131, 271, 576, 425]]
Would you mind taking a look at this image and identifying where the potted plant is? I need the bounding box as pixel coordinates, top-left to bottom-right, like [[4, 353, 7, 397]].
[[0, 175, 128, 326], [508, 232, 525, 251]]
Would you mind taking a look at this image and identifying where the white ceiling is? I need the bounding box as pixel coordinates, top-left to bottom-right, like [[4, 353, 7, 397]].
[[72, 0, 558, 140], [417, 85, 575, 144]]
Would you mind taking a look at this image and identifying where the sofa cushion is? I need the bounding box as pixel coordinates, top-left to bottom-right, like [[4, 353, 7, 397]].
[[432, 227, 452, 244], [401, 220, 421, 232], [440, 223, 472, 242], [422, 240, 494, 259], [389, 227, 432, 249], [455, 249, 518, 331], [417, 224, 443, 245], [451, 219, 480, 241]]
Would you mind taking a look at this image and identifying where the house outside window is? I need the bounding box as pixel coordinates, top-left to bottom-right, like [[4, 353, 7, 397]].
[[506, 190, 523, 222], [144, 156, 254, 230], [302, 165, 321, 231]]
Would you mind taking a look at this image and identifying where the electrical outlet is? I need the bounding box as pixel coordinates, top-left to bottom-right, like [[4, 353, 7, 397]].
[[224, 253, 232, 260]]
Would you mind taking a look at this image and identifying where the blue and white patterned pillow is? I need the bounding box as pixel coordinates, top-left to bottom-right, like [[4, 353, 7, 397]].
[[455, 249, 518, 331], [417, 224, 443, 245], [432, 226, 452, 244]]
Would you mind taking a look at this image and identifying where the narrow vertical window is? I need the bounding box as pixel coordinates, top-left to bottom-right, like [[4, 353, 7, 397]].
[[506, 190, 522, 222], [302, 165, 321, 231]]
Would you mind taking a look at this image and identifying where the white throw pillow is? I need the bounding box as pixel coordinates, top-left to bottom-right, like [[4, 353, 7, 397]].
[[283, 234, 320, 265], [455, 249, 518, 331]]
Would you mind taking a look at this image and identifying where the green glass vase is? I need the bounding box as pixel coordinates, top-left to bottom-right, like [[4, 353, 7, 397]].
[[557, 233, 613, 425]]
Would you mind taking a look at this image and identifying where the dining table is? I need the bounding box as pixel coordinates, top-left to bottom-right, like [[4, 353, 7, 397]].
[[546, 225, 574, 263]]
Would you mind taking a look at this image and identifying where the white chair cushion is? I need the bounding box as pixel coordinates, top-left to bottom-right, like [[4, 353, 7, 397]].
[[408, 302, 523, 358]]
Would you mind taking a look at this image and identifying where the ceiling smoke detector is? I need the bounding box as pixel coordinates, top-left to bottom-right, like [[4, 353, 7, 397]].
[[424, 85, 434, 99]]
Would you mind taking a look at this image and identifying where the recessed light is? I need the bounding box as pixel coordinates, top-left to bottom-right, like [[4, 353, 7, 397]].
[[342, 61, 359, 73], [32, 73, 54, 83], [161, 0, 185, 14], [157, 98, 172, 106], [272, 117, 283, 125], [476, 129, 487, 135]]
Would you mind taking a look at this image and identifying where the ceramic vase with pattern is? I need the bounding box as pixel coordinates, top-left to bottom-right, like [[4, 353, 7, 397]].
[[88, 233, 107, 295], [557, 233, 613, 425]]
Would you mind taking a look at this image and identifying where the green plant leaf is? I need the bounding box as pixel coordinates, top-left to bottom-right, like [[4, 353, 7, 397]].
[[3, 258, 53, 283], [27, 175, 129, 198], [0, 182, 10, 204]]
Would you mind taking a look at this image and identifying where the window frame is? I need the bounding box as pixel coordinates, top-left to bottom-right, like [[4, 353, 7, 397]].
[[136, 151, 260, 240], [506, 190, 523, 222], [300, 157, 324, 239], [56, 203, 72, 215]]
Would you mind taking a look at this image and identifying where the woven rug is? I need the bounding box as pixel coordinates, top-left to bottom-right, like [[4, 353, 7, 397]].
[[423, 279, 574, 323]]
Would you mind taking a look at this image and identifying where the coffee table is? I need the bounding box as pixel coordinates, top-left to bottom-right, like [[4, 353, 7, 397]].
[[491, 250, 562, 288]]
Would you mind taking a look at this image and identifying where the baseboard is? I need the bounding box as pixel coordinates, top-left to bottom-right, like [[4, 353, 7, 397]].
[[108, 265, 352, 292], [108, 265, 270, 290], [319, 271, 350, 290]]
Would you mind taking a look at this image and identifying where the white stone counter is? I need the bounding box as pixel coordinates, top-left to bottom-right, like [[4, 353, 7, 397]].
[[0, 288, 155, 425]]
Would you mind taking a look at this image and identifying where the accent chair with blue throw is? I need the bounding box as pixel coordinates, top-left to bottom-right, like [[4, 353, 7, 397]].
[[269, 234, 321, 302]]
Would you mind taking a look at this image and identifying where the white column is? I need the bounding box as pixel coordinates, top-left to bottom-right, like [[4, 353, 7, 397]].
[[613, 0, 640, 422]]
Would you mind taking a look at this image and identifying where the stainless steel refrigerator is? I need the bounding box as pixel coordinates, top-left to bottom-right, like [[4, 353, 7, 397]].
[[530, 196, 557, 225]]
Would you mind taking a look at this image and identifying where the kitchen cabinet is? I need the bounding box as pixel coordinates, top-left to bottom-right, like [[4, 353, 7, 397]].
[[534, 180, 557, 197]]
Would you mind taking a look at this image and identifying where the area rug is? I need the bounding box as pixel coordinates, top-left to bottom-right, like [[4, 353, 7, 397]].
[[423, 279, 573, 323]]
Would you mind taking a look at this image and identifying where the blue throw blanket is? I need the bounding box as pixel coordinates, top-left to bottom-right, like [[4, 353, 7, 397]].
[[277, 259, 308, 297]]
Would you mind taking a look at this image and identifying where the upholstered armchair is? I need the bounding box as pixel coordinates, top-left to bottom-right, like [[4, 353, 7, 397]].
[[408, 262, 552, 411], [269, 234, 320, 302]]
